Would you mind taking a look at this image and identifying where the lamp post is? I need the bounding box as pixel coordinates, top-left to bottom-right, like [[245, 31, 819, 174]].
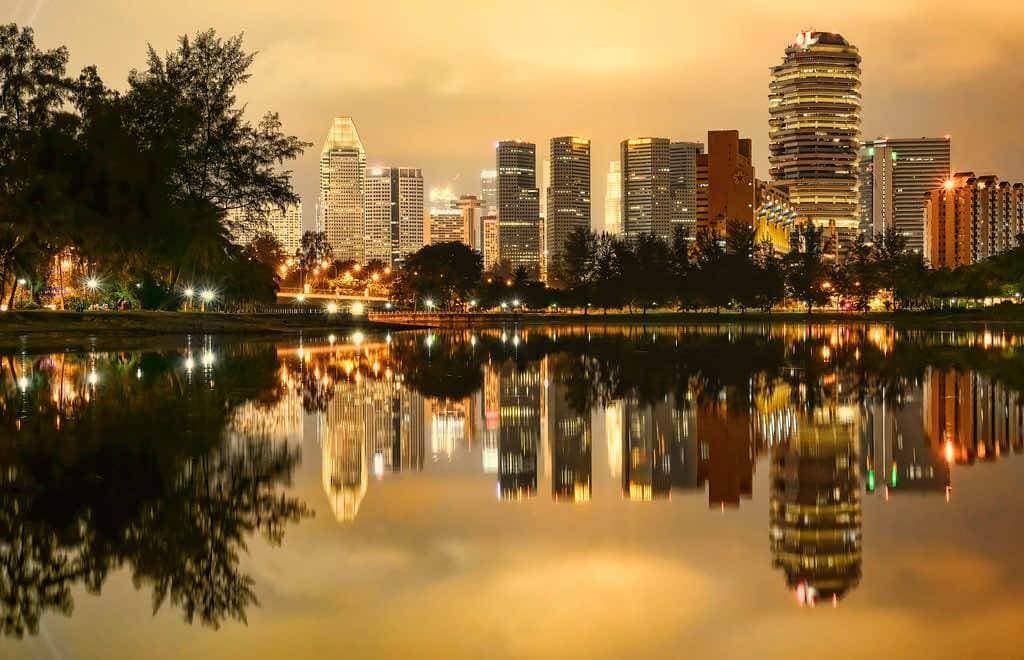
[[200, 289, 215, 312]]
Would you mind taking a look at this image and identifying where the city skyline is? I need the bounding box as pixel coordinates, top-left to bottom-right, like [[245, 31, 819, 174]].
[[25, 2, 1024, 232]]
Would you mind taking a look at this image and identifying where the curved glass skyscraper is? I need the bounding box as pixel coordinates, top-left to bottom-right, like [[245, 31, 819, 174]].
[[769, 32, 862, 256]]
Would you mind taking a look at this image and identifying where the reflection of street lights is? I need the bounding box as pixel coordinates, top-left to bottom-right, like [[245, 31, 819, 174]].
[[424, 298, 435, 310]]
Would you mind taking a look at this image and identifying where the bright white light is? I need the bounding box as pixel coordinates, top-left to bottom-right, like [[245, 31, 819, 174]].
[[350, 301, 365, 316], [328, 333, 337, 345], [384, 302, 393, 310], [424, 298, 435, 309], [425, 334, 435, 348], [200, 289, 215, 302], [183, 287, 195, 298], [85, 277, 100, 291], [201, 350, 215, 368], [87, 371, 99, 386], [512, 298, 520, 306], [17, 376, 29, 391], [184, 356, 196, 371], [296, 293, 306, 303], [325, 302, 339, 314], [351, 331, 365, 346], [17, 278, 25, 286]]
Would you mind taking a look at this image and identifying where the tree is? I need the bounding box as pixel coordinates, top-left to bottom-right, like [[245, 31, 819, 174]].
[[633, 232, 673, 315], [555, 226, 596, 310], [243, 231, 284, 271], [691, 229, 728, 312], [668, 225, 693, 308], [298, 231, 333, 270], [391, 242, 482, 309], [785, 222, 831, 313]]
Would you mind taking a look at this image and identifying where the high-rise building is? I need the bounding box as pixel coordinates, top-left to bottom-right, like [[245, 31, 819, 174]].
[[458, 195, 483, 250], [482, 215, 500, 270], [621, 137, 672, 240], [227, 202, 303, 256], [364, 167, 424, 266], [496, 140, 541, 276], [695, 130, 755, 239], [754, 180, 799, 254], [859, 137, 951, 251], [923, 172, 1024, 268], [480, 169, 498, 216], [769, 32, 862, 257], [319, 116, 367, 262], [670, 141, 704, 234], [426, 187, 464, 245], [605, 161, 623, 235], [545, 137, 591, 280]]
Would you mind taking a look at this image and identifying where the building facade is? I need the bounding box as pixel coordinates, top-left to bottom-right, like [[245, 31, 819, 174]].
[[496, 140, 541, 276], [769, 32, 862, 257], [621, 137, 672, 240], [458, 195, 483, 250], [605, 160, 623, 235], [670, 141, 704, 234], [482, 215, 500, 271], [924, 172, 1024, 268], [754, 180, 800, 254], [695, 130, 754, 239], [227, 202, 303, 256], [364, 167, 424, 266], [480, 169, 498, 216], [859, 137, 951, 252], [319, 116, 367, 263], [545, 137, 592, 280]]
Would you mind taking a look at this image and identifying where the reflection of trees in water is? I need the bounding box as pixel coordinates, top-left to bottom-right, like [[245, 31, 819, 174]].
[[0, 348, 311, 638]]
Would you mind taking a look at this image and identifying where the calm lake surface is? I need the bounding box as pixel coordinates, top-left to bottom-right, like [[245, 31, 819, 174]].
[[3, 323, 1024, 659]]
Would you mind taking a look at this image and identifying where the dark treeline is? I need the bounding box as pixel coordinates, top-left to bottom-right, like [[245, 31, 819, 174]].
[[0, 346, 311, 638], [391, 222, 1024, 314], [0, 24, 305, 310]]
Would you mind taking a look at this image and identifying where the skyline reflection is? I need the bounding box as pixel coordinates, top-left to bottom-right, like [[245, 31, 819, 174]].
[[3, 323, 1024, 645]]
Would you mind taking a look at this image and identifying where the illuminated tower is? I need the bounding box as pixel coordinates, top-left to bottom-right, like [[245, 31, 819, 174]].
[[364, 167, 424, 266], [859, 137, 951, 251], [496, 141, 541, 276], [319, 116, 367, 263], [670, 141, 703, 234], [621, 137, 672, 240], [480, 169, 498, 216], [546, 137, 591, 278], [769, 32, 862, 256], [604, 161, 623, 235]]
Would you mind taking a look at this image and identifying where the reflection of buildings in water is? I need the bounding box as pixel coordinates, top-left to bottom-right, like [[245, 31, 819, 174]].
[[605, 401, 623, 481], [227, 392, 303, 447], [862, 385, 949, 497], [314, 363, 427, 523], [770, 406, 862, 607], [497, 361, 541, 500], [622, 397, 674, 501], [923, 368, 1024, 466], [546, 364, 592, 503], [697, 392, 754, 509], [428, 400, 468, 462], [481, 364, 501, 474]]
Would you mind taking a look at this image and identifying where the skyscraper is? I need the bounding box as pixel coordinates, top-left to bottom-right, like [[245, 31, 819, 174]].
[[605, 161, 623, 235], [670, 141, 703, 234], [769, 32, 862, 257], [363, 167, 424, 266], [226, 202, 303, 256], [426, 186, 462, 245], [496, 140, 541, 276], [694, 130, 755, 238], [319, 116, 366, 262], [480, 169, 498, 216], [859, 137, 951, 251], [458, 195, 483, 250], [545, 137, 591, 280], [621, 137, 672, 240]]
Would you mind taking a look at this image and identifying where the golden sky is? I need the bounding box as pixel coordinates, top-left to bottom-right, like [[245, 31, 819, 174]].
[[14, 0, 1024, 230]]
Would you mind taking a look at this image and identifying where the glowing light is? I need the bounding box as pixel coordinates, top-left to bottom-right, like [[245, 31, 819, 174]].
[[87, 371, 99, 386], [328, 333, 337, 345], [200, 289, 216, 303], [943, 179, 955, 191], [85, 277, 100, 291], [185, 357, 195, 371], [201, 350, 215, 368], [325, 302, 339, 314], [944, 440, 955, 464], [16, 278, 25, 285], [296, 293, 306, 303], [350, 331, 365, 346], [183, 287, 195, 298], [17, 376, 29, 391], [424, 298, 435, 309], [350, 301, 365, 316]]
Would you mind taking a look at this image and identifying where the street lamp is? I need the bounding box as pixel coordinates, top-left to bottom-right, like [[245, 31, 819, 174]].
[[424, 298, 435, 310], [325, 302, 339, 314], [200, 288, 216, 312], [85, 277, 100, 291]]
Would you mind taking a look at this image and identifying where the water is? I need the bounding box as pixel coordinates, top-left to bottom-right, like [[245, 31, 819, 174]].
[[2, 324, 1024, 659]]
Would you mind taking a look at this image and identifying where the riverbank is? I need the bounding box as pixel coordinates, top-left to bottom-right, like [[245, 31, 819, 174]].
[[0, 310, 409, 351], [370, 305, 1024, 328]]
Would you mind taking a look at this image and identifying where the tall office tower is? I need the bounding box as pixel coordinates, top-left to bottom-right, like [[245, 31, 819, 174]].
[[496, 140, 541, 276], [539, 157, 550, 221], [226, 202, 303, 256], [545, 137, 591, 279], [320, 116, 367, 263], [859, 137, 951, 251], [923, 172, 1024, 269], [364, 167, 424, 266], [458, 195, 483, 250], [694, 130, 755, 239], [857, 148, 875, 238], [670, 141, 704, 234], [770, 413, 862, 606], [770, 31, 862, 257], [605, 161, 623, 234], [621, 137, 672, 240], [482, 215, 500, 270], [480, 169, 498, 216], [426, 186, 465, 245]]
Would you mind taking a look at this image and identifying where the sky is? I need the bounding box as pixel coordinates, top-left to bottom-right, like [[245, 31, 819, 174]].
[[11, 0, 1024, 231]]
